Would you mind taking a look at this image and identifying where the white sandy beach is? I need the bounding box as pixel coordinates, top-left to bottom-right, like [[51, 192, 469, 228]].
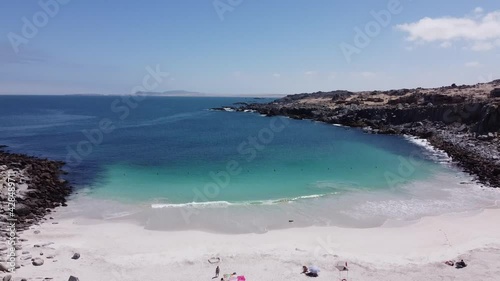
[[5, 205, 500, 281]]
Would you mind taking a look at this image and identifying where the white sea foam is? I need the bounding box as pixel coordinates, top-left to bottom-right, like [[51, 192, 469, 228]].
[[63, 171, 500, 233], [404, 135, 452, 164], [344, 173, 500, 222], [102, 211, 137, 220], [150, 194, 329, 209], [151, 201, 233, 209], [270, 194, 327, 204]]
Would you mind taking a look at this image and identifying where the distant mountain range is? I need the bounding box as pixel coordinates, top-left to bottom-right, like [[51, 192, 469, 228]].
[[136, 90, 284, 98], [137, 90, 205, 96]]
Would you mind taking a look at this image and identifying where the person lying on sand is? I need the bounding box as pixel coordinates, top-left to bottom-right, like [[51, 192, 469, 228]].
[[444, 260, 455, 266]]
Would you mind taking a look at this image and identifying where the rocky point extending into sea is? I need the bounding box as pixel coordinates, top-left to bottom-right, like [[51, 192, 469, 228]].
[[217, 80, 500, 188], [0, 148, 72, 275]]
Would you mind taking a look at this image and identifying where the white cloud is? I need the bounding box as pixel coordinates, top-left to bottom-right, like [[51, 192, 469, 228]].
[[440, 41, 452, 48], [304, 71, 317, 76], [272, 73, 281, 78], [474, 7, 484, 15], [396, 9, 500, 51], [464, 61, 482, 67]]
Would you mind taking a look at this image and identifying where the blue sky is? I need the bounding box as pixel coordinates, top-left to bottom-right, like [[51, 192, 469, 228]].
[[1, 0, 499, 95]]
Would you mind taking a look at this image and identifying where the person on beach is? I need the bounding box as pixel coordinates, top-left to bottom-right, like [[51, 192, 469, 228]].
[[301, 265, 308, 274], [456, 259, 467, 269], [212, 265, 220, 279]]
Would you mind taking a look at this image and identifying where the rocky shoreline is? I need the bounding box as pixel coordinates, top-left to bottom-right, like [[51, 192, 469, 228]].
[[0, 148, 72, 275], [221, 80, 500, 188]]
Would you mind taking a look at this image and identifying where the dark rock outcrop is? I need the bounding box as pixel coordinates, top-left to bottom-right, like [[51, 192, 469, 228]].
[[491, 88, 500, 98], [32, 258, 44, 266], [0, 150, 72, 236], [239, 83, 500, 188], [279, 90, 353, 103]]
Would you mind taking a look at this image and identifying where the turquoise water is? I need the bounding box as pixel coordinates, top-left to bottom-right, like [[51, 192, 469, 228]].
[[3, 95, 499, 232], [0, 96, 446, 204], [92, 139, 439, 205]]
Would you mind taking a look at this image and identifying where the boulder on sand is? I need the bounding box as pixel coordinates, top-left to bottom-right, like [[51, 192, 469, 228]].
[[0, 263, 9, 272], [32, 258, 44, 266]]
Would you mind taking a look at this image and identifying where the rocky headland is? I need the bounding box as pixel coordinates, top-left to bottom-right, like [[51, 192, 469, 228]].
[[0, 148, 72, 275], [221, 80, 500, 188]]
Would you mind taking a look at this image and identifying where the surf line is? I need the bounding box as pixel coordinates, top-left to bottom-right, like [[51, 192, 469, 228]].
[[180, 116, 290, 222]]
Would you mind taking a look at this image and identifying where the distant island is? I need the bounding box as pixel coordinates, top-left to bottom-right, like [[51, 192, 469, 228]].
[[137, 90, 206, 97]]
